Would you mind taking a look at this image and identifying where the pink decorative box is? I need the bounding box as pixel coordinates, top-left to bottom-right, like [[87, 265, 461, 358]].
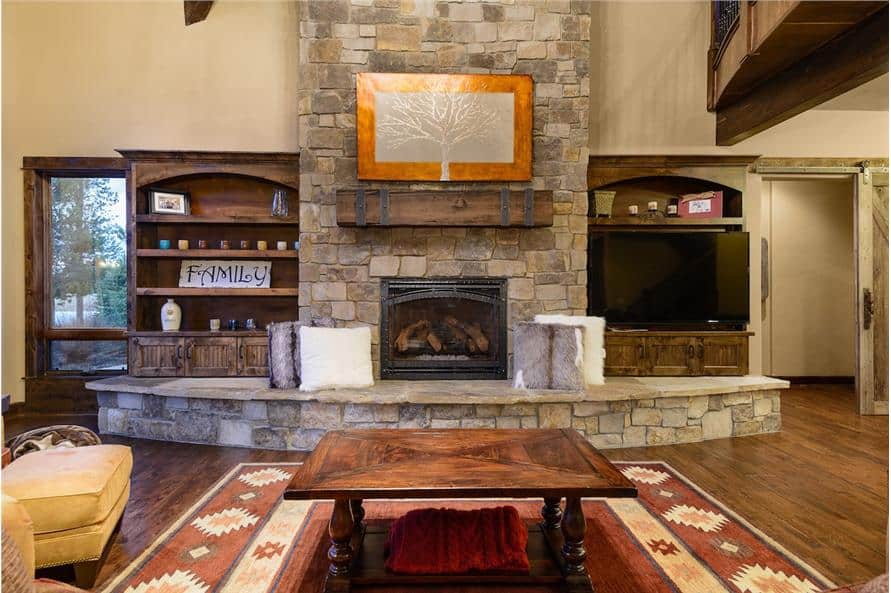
[[679, 191, 723, 218]]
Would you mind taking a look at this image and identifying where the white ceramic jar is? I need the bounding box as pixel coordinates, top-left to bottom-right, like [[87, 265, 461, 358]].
[[161, 298, 182, 332]]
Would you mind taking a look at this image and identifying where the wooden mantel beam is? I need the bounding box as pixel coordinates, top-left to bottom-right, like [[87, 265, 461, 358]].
[[716, 6, 888, 146], [184, 1, 214, 26]]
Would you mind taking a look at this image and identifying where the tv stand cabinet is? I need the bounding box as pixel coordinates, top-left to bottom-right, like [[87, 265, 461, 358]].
[[604, 331, 751, 376]]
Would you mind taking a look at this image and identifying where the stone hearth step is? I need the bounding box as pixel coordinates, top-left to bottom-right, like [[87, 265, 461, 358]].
[[87, 376, 788, 451]]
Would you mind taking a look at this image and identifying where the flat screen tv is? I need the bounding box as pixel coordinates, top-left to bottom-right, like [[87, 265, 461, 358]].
[[588, 231, 750, 327]]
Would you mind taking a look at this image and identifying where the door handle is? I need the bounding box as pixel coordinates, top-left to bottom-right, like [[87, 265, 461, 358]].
[[637, 344, 645, 360], [687, 344, 695, 359], [864, 288, 875, 330], [176, 345, 182, 362], [186, 344, 193, 360], [239, 345, 245, 360]]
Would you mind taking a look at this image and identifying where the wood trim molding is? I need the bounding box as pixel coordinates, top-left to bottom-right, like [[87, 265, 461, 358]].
[[716, 6, 889, 145], [184, 1, 214, 26], [115, 150, 299, 164], [589, 155, 760, 168], [22, 157, 128, 171]]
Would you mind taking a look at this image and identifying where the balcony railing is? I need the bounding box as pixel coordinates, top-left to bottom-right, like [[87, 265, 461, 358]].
[[714, 0, 740, 51]]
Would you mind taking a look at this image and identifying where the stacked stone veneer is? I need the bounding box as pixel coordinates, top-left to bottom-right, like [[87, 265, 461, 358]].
[[97, 390, 781, 450], [298, 0, 591, 374]]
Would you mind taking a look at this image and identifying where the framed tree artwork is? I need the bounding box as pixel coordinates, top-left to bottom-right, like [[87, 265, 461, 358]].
[[356, 73, 533, 182]]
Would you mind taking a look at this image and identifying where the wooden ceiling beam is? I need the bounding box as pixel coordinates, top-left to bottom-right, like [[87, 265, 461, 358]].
[[716, 6, 888, 146], [184, 1, 214, 26]]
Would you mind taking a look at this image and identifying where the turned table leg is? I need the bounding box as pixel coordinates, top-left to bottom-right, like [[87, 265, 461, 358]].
[[542, 497, 563, 529], [350, 499, 365, 531], [326, 498, 354, 592], [561, 496, 594, 593]]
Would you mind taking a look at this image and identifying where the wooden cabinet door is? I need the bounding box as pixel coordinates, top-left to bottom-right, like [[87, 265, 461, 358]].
[[604, 336, 647, 375], [696, 336, 748, 375], [647, 337, 697, 376], [130, 337, 182, 377], [184, 337, 237, 377], [238, 337, 269, 376]]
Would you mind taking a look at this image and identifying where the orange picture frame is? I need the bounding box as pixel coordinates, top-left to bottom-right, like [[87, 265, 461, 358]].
[[356, 73, 533, 182]]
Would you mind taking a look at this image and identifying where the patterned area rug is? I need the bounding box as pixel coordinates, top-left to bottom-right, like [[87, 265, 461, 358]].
[[99, 462, 835, 593]]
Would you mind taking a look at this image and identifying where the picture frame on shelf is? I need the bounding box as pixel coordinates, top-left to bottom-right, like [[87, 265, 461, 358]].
[[148, 188, 191, 215]]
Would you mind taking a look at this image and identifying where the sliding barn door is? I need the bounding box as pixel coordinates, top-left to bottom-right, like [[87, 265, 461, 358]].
[[856, 166, 889, 415]]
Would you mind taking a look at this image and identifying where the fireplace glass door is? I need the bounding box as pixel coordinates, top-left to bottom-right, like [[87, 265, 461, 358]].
[[380, 278, 507, 380]]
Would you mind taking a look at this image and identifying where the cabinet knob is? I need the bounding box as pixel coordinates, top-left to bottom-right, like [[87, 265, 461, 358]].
[[688, 344, 695, 359]]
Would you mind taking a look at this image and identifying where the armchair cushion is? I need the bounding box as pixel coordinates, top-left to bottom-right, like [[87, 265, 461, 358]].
[[3, 445, 132, 534]]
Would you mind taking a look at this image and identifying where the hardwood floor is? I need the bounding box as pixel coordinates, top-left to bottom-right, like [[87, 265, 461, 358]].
[[8, 384, 887, 590]]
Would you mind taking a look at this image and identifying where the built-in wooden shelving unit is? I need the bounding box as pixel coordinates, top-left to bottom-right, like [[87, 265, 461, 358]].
[[135, 214, 298, 225], [137, 249, 298, 258], [136, 287, 299, 297], [589, 217, 744, 228], [587, 155, 757, 376], [119, 149, 300, 377]]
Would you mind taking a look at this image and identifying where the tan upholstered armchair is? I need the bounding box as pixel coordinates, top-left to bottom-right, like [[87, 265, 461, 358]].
[[1, 417, 132, 589]]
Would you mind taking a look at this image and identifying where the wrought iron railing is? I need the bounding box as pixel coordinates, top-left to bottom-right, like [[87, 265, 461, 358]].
[[714, 0, 740, 50]]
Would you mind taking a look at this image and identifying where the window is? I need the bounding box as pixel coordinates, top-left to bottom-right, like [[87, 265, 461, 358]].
[[25, 159, 130, 390]]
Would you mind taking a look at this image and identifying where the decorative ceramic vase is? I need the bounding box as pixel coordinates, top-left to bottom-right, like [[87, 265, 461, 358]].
[[161, 299, 182, 332], [271, 189, 289, 217], [592, 190, 617, 218]]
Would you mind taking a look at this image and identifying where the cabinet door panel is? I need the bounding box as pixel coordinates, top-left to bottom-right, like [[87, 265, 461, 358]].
[[697, 337, 748, 375], [184, 338, 237, 377], [604, 336, 647, 375], [130, 337, 182, 377], [238, 337, 269, 376], [648, 337, 697, 376]]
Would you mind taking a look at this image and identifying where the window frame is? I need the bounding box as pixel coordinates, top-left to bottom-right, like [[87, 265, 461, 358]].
[[24, 157, 130, 384]]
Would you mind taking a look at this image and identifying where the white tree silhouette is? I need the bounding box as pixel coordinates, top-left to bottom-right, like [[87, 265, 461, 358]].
[[377, 81, 500, 181]]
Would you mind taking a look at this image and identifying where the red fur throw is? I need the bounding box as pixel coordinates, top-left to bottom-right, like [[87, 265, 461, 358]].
[[385, 506, 530, 575]]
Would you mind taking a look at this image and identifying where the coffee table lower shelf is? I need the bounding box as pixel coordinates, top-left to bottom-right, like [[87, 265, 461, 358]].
[[333, 519, 593, 592]]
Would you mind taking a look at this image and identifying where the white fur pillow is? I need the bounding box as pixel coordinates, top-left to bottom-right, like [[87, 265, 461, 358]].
[[299, 326, 374, 391], [534, 315, 605, 386]]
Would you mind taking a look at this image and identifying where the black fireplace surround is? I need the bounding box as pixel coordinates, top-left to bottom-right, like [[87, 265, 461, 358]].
[[380, 278, 508, 380]]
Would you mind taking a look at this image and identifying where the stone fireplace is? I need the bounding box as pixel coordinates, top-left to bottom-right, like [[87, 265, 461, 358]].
[[380, 277, 507, 380], [298, 1, 592, 378]]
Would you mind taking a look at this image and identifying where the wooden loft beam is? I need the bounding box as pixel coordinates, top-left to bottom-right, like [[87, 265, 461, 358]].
[[184, 1, 214, 26], [716, 6, 888, 146]]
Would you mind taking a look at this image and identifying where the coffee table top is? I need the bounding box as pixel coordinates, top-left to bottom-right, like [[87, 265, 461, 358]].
[[285, 429, 637, 500]]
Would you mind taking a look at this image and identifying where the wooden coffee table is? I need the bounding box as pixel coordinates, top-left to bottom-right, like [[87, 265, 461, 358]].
[[284, 428, 637, 593]]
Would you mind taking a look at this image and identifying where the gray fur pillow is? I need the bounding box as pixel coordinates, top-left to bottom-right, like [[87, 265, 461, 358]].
[[268, 317, 336, 389], [512, 322, 585, 390]]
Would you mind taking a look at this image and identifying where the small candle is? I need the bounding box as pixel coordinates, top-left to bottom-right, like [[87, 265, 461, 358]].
[[177, 239, 189, 250], [627, 205, 639, 216], [239, 240, 250, 249], [648, 201, 658, 212], [257, 240, 268, 250], [667, 204, 678, 216], [276, 241, 287, 251], [219, 240, 231, 249], [158, 239, 171, 249], [197, 239, 208, 249]]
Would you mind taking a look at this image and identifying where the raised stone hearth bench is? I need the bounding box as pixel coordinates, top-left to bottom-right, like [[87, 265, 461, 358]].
[[87, 376, 787, 450]]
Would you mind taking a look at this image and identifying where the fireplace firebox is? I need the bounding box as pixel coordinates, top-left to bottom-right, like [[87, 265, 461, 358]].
[[380, 278, 507, 380]]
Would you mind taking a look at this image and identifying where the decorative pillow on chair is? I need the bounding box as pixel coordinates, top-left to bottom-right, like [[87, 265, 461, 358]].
[[534, 314, 605, 386], [513, 322, 585, 390], [268, 317, 338, 389], [299, 326, 374, 391]]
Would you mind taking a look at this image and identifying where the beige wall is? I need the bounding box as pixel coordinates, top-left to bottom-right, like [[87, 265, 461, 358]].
[[3, 0, 886, 402], [2, 0, 298, 402], [761, 178, 856, 377], [589, 1, 889, 157]]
